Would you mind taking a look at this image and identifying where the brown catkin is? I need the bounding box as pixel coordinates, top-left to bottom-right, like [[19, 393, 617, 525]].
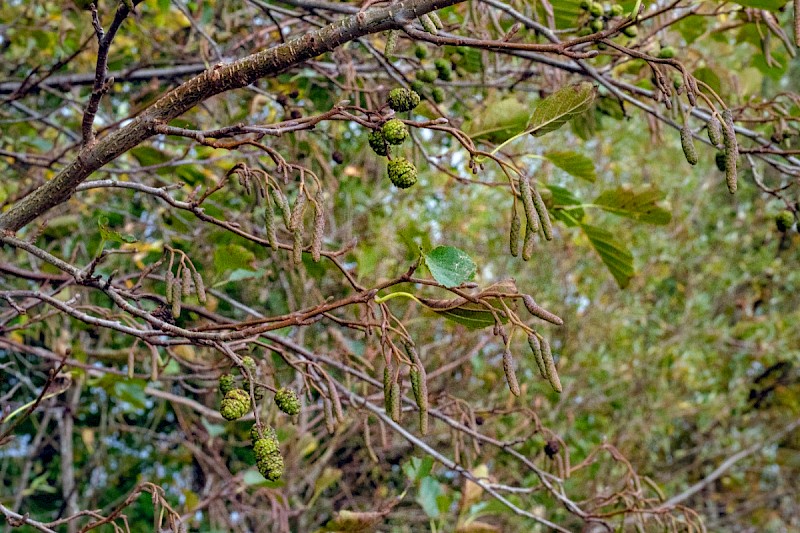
[[311, 190, 325, 263], [410, 365, 429, 435], [522, 294, 564, 326], [522, 223, 535, 261], [519, 174, 539, 234], [503, 348, 521, 397], [419, 14, 438, 34], [509, 205, 521, 257], [182, 264, 192, 298], [323, 397, 336, 434], [707, 116, 723, 147], [383, 365, 393, 414], [384, 30, 398, 59], [265, 193, 278, 250], [292, 230, 303, 265], [390, 381, 401, 422], [165, 270, 174, 304], [531, 186, 553, 241], [171, 275, 182, 319], [540, 337, 562, 393], [326, 376, 344, 422], [528, 334, 547, 379], [680, 124, 698, 166], [270, 187, 291, 229], [289, 190, 307, 231], [191, 268, 206, 303], [722, 109, 738, 194]]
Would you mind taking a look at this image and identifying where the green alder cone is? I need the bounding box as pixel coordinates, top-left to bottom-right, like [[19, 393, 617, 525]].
[[387, 88, 420, 112], [368, 130, 389, 156], [381, 119, 408, 145], [776, 210, 795, 232], [274, 387, 301, 416], [250, 422, 277, 443], [218, 373, 235, 396], [416, 69, 437, 83], [414, 44, 429, 59], [257, 452, 284, 481], [220, 388, 250, 420], [254, 437, 280, 460], [433, 58, 453, 81], [658, 46, 676, 59], [431, 86, 445, 104], [387, 158, 418, 188], [622, 25, 638, 37], [589, 2, 603, 17]]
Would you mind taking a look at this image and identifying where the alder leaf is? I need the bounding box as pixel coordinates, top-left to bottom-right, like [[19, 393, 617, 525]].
[[580, 223, 635, 289], [528, 83, 596, 137], [545, 150, 597, 182], [423, 246, 477, 288], [593, 186, 672, 225]]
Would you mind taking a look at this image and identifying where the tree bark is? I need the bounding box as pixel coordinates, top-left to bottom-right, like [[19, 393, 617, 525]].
[[0, 0, 462, 232]]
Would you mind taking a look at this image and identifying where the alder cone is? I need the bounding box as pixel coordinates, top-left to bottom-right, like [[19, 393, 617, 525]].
[[387, 158, 418, 189]]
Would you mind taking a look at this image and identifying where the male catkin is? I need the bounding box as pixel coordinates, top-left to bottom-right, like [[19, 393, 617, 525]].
[[680, 124, 698, 166]]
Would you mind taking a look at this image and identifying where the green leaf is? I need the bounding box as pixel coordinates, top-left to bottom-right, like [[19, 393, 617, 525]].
[[528, 83, 596, 137], [214, 244, 256, 273], [423, 246, 476, 288], [425, 300, 505, 330], [545, 151, 597, 182], [98, 215, 136, 244], [580, 224, 635, 289], [593, 186, 672, 225], [548, 185, 585, 227], [403, 456, 434, 482], [417, 477, 443, 518], [465, 97, 530, 144]]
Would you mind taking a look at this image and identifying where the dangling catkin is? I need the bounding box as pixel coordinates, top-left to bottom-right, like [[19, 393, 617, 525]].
[[540, 337, 562, 393], [680, 124, 698, 166], [531, 186, 553, 241], [522, 294, 564, 326], [519, 174, 539, 234], [502, 348, 521, 397], [289, 190, 307, 231], [721, 109, 738, 194], [265, 193, 278, 250], [410, 365, 429, 435], [429, 12, 444, 29], [522, 223, 535, 261], [707, 116, 723, 148], [528, 334, 547, 379], [509, 205, 521, 257], [270, 187, 291, 229], [165, 269, 174, 304], [191, 268, 207, 304], [171, 275, 182, 319], [292, 230, 303, 265], [182, 264, 192, 298]]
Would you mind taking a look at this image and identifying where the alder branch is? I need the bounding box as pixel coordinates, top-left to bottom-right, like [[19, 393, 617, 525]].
[[0, 0, 463, 232]]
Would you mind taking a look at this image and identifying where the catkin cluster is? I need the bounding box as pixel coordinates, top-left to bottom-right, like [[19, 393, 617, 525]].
[[163, 249, 206, 320], [577, 1, 636, 37], [509, 175, 553, 261]]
